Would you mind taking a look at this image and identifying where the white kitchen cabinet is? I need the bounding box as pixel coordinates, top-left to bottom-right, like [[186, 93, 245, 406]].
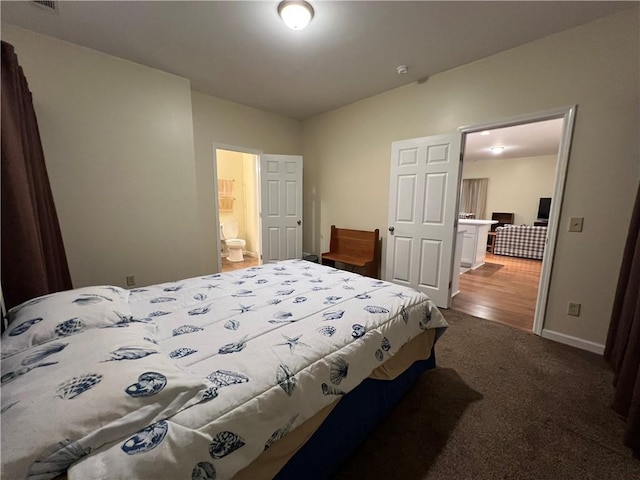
[[458, 220, 497, 269]]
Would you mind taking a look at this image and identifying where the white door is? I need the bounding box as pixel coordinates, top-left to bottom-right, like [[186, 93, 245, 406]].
[[386, 134, 462, 308], [260, 154, 303, 263]]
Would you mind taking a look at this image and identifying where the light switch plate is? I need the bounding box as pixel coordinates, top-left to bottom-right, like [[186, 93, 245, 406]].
[[569, 217, 584, 232]]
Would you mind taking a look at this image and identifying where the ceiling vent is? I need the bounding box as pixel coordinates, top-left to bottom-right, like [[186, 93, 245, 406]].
[[32, 1, 57, 13]]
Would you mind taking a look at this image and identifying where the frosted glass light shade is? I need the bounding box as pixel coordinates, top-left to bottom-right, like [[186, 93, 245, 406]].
[[278, 1, 314, 30]]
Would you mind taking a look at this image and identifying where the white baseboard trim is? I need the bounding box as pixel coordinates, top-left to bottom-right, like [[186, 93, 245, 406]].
[[243, 251, 258, 258], [541, 329, 605, 355]]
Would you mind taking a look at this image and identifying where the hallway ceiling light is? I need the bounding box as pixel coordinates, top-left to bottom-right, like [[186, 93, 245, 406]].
[[490, 146, 505, 154], [479, 130, 491, 135], [278, 1, 314, 30]]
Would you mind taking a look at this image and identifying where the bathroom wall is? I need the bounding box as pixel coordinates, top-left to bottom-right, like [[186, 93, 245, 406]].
[[216, 150, 246, 251], [217, 150, 261, 258], [242, 154, 259, 256]]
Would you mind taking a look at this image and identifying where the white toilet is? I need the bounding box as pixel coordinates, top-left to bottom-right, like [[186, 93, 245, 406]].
[[221, 219, 246, 262]]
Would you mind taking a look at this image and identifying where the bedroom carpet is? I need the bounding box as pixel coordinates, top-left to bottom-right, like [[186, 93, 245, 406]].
[[334, 309, 640, 480]]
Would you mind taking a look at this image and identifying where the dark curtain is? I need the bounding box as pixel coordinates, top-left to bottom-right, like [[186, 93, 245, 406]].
[[1, 41, 72, 311], [605, 181, 640, 457]]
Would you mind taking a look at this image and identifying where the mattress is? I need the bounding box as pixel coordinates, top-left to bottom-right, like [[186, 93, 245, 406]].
[[1, 259, 447, 479]]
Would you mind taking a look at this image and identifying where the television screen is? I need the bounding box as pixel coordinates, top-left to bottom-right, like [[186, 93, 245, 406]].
[[537, 197, 551, 219]]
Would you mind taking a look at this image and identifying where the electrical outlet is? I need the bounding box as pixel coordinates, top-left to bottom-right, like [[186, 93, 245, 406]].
[[568, 217, 584, 232], [125, 274, 136, 287], [567, 302, 581, 317]]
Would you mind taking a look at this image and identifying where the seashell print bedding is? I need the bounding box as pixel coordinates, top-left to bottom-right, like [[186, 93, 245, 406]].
[[1, 259, 447, 479]]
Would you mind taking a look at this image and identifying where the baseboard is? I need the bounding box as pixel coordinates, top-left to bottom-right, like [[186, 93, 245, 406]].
[[541, 329, 605, 355]]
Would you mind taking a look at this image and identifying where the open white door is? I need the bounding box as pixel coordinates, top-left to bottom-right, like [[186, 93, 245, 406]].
[[386, 134, 462, 308], [260, 154, 303, 263]]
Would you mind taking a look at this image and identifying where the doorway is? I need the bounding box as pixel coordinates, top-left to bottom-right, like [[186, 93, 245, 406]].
[[212, 147, 304, 273], [215, 147, 260, 273], [452, 119, 562, 331], [454, 107, 576, 335]]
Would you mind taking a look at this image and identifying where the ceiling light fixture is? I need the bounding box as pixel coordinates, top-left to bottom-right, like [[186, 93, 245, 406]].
[[479, 130, 491, 136], [490, 147, 505, 154], [397, 65, 409, 75], [278, 1, 314, 30]]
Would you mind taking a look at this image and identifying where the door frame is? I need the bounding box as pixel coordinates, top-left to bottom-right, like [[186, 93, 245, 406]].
[[458, 105, 577, 335], [212, 143, 263, 273]]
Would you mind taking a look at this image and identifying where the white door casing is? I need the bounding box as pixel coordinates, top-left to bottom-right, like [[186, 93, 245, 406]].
[[386, 134, 462, 308], [459, 105, 577, 336], [260, 154, 303, 263]]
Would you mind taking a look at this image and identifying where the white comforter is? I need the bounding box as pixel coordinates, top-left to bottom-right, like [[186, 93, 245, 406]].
[[1, 260, 447, 480]]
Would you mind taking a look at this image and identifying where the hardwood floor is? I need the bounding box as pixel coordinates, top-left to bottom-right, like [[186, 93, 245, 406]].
[[451, 253, 542, 331], [221, 255, 259, 272]]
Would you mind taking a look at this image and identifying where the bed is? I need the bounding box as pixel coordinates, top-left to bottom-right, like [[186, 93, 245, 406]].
[[1, 259, 447, 479], [493, 225, 547, 260]]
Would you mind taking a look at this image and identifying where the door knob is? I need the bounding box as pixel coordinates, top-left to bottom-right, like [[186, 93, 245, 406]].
[[388, 226, 395, 233], [297, 220, 301, 226]]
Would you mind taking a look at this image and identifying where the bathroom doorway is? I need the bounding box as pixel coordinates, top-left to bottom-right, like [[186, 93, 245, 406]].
[[215, 147, 261, 273]]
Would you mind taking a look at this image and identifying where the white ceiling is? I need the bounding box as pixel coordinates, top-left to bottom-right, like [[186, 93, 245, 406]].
[[464, 118, 563, 162], [1, 1, 633, 120]]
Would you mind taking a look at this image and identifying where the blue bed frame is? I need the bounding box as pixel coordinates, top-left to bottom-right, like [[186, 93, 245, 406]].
[[275, 349, 437, 479]]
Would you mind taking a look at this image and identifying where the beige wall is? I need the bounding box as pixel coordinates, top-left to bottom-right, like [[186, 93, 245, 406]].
[[3, 9, 638, 351], [462, 155, 557, 225], [191, 91, 302, 273], [301, 9, 640, 347], [2, 26, 302, 284], [2, 25, 202, 289]]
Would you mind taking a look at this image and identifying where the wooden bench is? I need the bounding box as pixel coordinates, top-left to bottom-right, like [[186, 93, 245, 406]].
[[321, 225, 380, 279]]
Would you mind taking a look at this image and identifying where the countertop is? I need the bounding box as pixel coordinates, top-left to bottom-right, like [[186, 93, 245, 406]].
[[458, 219, 498, 226]]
